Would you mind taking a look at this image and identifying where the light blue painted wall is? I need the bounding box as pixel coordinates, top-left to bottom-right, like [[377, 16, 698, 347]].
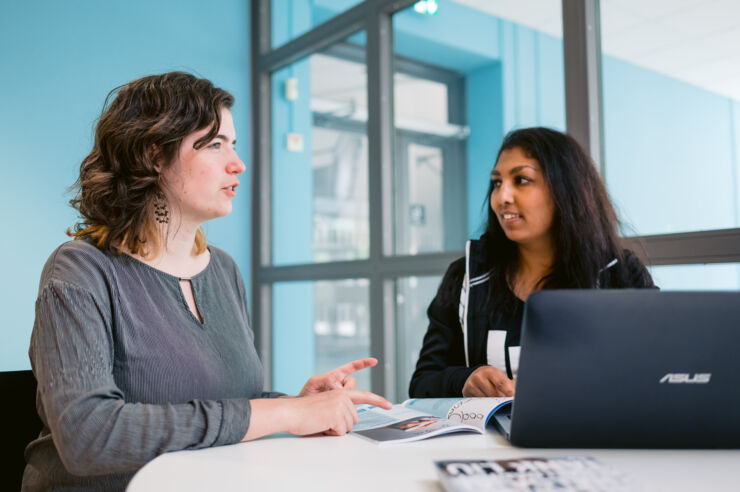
[[393, 1, 499, 72], [0, 0, 251, 371], [603, 56, 738, 237], [535, 32, 566, 131], [466, 63, 504, 237]]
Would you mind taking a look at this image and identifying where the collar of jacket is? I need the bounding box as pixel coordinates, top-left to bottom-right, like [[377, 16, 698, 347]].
[[466, 238, 490, 282], [460, 238, 619, 366], [466, 238, 619, 286]]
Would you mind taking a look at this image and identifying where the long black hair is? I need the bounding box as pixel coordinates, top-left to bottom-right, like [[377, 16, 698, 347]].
[[481, 127, 629, 315]]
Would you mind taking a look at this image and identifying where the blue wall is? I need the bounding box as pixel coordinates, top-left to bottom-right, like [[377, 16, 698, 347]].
[[0, 0, 252, 371], [603, 57, 739, 236], [466, 63, 504, 236]]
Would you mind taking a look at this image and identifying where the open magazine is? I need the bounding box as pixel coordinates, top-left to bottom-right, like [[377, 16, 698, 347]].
[[352, 397, 512, 445], [435, 457, 644, 492]]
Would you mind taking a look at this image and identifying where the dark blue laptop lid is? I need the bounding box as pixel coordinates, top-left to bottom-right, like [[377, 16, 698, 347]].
[[509, 290, 740, 448]]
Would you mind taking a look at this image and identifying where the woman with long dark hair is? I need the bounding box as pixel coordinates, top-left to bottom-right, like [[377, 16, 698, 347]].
[[409, 127, 655, 398], [24, 72, 390, 491]]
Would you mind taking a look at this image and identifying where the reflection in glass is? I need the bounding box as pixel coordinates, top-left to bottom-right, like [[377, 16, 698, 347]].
[[392, 67, 466, 256], [271, 42, 369, 266], [396, 143, 444, 255], [273, 279, 370, 394], [395, 73, 448, 125], [311, 127, 369, 262], [396, 275, 442, 401]]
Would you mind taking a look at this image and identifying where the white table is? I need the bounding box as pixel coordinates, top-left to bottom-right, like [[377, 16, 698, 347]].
[[127, 431, 740, 491]]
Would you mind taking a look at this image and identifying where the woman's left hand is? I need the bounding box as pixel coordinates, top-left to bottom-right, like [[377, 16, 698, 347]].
[[299, 358, 379, 396]]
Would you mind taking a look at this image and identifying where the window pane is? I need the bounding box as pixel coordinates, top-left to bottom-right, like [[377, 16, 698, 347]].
[[395, 74, 448, 125], [395, 275, 442, 401], [392, 0, 565, 248], [396, 143, 445, 254], [649, 263, 740, 291], [601, 2, 740, 236], [271, 37, 369, 265], [271, 0, 362, 49], [272, 279, 370, 394]]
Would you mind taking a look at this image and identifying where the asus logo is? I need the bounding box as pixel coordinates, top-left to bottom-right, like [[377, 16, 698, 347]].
[[659, 373, 711, 384]]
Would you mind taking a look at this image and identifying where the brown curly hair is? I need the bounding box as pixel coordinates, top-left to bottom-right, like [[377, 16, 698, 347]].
[[68, 71, 234, 258]]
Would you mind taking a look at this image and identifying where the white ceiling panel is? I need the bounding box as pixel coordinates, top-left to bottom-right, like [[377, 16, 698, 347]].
[[602, 20, 686, 59], [605, 0, 706, 21], [710, 78, 740, 96], [599, 2, 644, 36], [658, 1, 740, 39], [636, 32, 729, 70], [676, 57, 740, 85]]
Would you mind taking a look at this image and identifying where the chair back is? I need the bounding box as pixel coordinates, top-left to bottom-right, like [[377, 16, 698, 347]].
[[0, 370, 43, 491]]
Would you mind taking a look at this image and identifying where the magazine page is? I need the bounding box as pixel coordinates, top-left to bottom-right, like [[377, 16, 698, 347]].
[[403, 397, 513, 430], [353, 415, 482, 445], [435, 457, 645, 492], [353, 404, 429, 432]]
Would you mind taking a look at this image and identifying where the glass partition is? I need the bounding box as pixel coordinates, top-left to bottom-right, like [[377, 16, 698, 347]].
[[395, 275, 442, 401], [273, 279, 371, 394]]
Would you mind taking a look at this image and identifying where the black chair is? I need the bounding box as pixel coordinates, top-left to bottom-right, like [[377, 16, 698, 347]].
[[0, 370, 43, 492]]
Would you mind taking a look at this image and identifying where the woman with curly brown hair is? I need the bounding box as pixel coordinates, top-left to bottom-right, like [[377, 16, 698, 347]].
[[24, 72, 390, 491]]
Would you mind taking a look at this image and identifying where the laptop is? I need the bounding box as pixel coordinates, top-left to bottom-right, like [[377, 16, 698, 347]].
[[492, 289, 740, 448]]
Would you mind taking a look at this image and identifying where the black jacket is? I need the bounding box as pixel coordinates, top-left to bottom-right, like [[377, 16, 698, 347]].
[[409, 239, 655, 398]]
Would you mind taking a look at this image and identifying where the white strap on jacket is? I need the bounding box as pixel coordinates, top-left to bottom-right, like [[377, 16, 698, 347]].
[[461, 241, 471, 367], [459, 241, 491, 367]]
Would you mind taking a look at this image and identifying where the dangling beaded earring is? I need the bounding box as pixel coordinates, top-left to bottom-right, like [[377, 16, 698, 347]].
[[154, 191, 170, 224]]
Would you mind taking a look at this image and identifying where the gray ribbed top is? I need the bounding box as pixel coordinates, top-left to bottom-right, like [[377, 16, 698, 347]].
[[23, 239, 274, 491]]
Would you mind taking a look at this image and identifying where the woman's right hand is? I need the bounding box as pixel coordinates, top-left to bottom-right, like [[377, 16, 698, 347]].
[[243, 388, 391, 441], [462, 365, 515, 397], [287, 389, 390, 436]]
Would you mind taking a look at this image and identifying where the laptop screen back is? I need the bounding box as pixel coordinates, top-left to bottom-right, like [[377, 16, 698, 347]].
[[509, 290, 740, 448]]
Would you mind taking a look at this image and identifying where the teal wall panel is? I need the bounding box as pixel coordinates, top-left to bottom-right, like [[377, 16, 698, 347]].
[[466, 63, 504, 237], [603, 56, 737, 236], [0, 0, 251, 371]]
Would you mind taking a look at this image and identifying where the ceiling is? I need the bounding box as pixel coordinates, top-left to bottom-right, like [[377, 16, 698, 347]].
[[451, 0, 740, 101]]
